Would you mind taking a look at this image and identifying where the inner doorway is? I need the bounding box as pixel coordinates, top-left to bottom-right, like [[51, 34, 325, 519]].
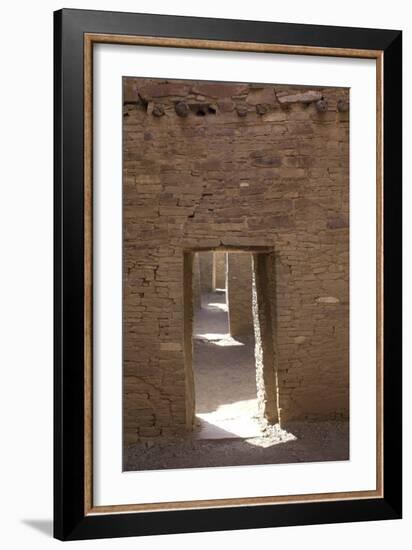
[[192, 251, 261, 440]]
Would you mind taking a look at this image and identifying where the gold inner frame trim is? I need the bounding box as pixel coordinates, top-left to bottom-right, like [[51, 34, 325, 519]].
[[84, 32, 384, 515]]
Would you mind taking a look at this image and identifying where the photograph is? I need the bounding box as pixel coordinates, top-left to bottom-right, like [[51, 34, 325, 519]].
[[51, 8, 402, 540], [122, 76, 350, 471], [0, 0, 407, 546]]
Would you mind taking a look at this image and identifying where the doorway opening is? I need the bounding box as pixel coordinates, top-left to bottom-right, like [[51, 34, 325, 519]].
[[184, 249, 281, 441]]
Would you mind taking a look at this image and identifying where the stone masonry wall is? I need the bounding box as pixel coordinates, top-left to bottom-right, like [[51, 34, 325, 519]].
[[199, 251, 213, 301], [123, 77, 349, 444], [226, 252, 254, 338], [212, 251, 226, 290], [192, 253, 201, 310]]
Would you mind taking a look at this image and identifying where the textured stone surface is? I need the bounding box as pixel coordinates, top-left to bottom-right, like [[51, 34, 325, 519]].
[[199, 251, 213, 300], [252, 253, 279, 424], [277, 90, 322, 105], [227, 253, 253, 338], [192, 253, 201, 309], [212, 251, 226, 290], [123, 77, 349, 444]]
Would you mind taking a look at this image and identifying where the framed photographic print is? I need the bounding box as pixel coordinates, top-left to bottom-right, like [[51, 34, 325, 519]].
[[54, 8, 402, 541]]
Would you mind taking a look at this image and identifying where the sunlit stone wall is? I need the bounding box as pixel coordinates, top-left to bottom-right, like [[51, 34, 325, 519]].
[[123, 77, 349, 444]]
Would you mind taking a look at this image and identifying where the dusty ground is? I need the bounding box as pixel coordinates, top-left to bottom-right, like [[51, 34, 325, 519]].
[[124, 420, 349, 471], [193, 290, 261, 439], [124, 290, 349, 472]]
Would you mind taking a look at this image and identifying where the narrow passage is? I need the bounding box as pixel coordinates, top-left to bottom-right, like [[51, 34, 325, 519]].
[[193, 289, 261, 439]]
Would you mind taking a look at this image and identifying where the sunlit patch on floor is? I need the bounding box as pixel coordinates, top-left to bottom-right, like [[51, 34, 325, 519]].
[[194, 399, 297, 448], [247, 424, 297, 448], [194, 332, 245, 346], [207, 301, 228, 312]]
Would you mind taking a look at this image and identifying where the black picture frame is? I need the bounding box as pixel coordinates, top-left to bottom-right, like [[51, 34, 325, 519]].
[[54, 8, 402, 541]]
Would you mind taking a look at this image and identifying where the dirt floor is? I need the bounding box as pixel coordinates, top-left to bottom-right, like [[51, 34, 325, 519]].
[[124, 290, 349, 472], [193, 290, 261, 439], [124, 420, 349, 471]]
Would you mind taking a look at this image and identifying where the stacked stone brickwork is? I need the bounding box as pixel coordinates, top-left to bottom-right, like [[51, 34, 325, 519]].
[[226, 253, 254, 338], [192, 253, 201, 310], [212, 252, 226, 290], [123, 77, 349, 444], [199, 251, 213, 300]]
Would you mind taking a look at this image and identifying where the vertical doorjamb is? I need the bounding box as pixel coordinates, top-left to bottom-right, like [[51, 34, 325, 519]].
[[183, 251, 195, 430], [252, 252, 280, 425]]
